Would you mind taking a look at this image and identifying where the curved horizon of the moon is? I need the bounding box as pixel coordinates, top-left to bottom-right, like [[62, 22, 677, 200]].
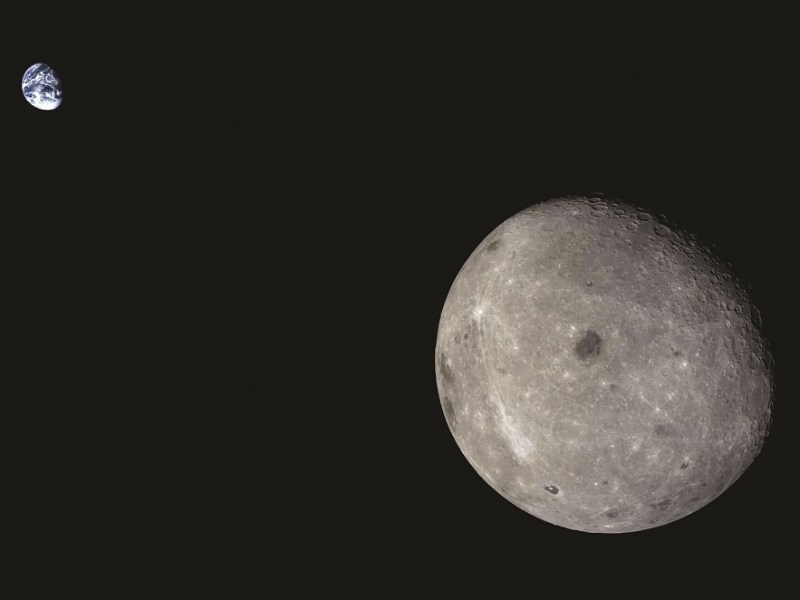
[[434, 196, 773, 533]]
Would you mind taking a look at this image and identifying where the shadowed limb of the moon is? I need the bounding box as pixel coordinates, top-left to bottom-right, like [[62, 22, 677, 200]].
[[435, 196, 774, 533]]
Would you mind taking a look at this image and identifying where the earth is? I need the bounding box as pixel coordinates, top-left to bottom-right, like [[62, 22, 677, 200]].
[[22, 63, 62, 111]]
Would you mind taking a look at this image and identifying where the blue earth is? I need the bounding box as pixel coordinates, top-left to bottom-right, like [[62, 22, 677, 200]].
[[22, 63, 62, 111]]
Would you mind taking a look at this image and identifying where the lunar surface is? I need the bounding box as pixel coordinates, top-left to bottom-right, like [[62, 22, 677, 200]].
[[22, 63, 62, 111], [434, 196, 773, 533]]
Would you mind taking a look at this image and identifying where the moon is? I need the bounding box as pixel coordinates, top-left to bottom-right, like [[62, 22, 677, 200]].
[[21, 63, 63, 111], [434, 196, 773, 533]]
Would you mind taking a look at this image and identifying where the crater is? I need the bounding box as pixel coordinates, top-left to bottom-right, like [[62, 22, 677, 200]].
[[680, 462, 689, 469], [574, 330, 602, 360], [605, 509, 619, 519], [544, 485, 559, 495]]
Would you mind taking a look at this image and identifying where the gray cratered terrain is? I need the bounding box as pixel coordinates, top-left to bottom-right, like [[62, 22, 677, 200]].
[[435, 196, 773, 533]]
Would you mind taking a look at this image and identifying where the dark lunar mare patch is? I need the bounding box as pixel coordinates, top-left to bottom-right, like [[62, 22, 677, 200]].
[[575, 330, 602, 359], [651, 498, 672, 511], [441, 395, 456, 424], [653, 423, 675, 437], [438, 353, 455, 383], [486, 239, 501, 252]]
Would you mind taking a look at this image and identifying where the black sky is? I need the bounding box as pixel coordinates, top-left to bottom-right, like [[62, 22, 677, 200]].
[[1, 3, 797, 596]]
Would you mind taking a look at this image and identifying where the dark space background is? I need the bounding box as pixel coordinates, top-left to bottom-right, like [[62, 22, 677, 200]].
[[0, 3, 797, 596]]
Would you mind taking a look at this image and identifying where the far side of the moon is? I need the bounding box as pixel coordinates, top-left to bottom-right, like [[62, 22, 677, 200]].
[[435, 198, 773, 533]]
